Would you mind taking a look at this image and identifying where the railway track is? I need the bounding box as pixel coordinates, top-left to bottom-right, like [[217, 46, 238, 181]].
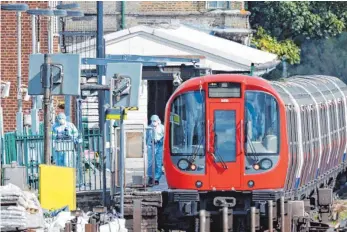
[[111, 177, 347, 232]]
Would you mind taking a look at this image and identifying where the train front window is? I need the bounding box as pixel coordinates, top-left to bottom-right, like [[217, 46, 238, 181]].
[[214, 110, 236, 162], [169, 91, 205, 173], [245, 91, 280, 173]]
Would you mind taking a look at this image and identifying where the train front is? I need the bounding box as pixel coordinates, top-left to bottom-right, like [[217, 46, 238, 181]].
[[163, 74, 288, 192]]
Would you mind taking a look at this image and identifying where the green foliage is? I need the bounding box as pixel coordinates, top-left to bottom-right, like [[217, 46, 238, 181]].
[[252, 27, 301, 64], [248, 2, 347, 42], [263, 32, 347, 82], [248, 1, 347, 81], [289, 33, 347, 83]]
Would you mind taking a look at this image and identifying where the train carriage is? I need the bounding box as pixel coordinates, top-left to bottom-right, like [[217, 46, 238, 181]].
[[160, 74, 347, 231]]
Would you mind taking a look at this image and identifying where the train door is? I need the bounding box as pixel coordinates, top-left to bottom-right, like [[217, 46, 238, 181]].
[[208, 102, 243, 188]]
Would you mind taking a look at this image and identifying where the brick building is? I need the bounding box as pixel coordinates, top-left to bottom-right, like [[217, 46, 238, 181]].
[[0, 1, 252, 132], [63, 1, 252, 45], [0, 1, 60, 132]]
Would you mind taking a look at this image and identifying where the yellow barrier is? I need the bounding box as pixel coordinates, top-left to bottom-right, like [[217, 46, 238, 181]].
[[39, 165, 76, 211]]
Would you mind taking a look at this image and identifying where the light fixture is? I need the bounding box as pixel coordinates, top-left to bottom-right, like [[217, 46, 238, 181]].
[[259, 158, 273, 170], [196, 181, 203, 188], [177, 158, 190, 171], [253, 163, 260, 170], [248, 180, 255, 188]]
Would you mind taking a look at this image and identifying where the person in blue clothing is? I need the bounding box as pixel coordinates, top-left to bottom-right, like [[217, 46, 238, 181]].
[[52, 113, 79, 167], [146, 114, 165, 186]]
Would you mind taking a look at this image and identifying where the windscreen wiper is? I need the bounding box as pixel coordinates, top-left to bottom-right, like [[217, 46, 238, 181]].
[[244, 121, 259, 162], [189, 125, 205, 163], [246, 133, 259, 163], [212, 134, 228, 169]]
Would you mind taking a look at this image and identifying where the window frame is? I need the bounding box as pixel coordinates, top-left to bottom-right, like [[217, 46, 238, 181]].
[[206, 1, 228, 9]]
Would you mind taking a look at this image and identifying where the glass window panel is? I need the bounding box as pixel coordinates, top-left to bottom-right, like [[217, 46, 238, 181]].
[[170, 91, 205, 156], [126, 132, 143, 158], [245, 91, 280, 155], [214, 110, 236, 162], [207, 1, 226, 9]]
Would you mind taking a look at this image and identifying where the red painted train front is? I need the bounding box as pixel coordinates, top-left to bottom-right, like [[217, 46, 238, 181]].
[[159, 74, 347, 231], [163, 74, 289, 191]]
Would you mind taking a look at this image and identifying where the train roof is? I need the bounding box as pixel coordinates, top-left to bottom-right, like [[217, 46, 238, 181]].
[[172, 74, 347, 106], [271, 75, 347, 105]]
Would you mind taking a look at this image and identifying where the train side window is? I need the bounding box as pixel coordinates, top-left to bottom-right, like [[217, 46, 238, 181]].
[[292, 106, 299, 188], [285, 106, 294, 190]]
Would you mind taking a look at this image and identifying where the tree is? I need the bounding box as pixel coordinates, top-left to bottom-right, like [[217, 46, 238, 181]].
[[248, 2, 347, 79], [248, 2, 347, 43], [252, 27, 300, 64], [289, 33, 347, 82]]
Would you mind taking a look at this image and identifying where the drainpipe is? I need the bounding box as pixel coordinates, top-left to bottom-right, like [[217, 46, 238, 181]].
[[121, 1, 125, 29], [250, 63, 255, 76], [282, 56, 287, 78]]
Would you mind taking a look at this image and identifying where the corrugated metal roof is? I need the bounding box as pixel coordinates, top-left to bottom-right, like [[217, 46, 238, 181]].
[[68, 24, 279, 73]]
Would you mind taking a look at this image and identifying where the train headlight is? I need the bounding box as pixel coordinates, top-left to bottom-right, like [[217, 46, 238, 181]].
[[177, 158, 190, 171], [190, 163, 197, 171], [253, 163, 260, 170], [248, 180, 255, 188], [259, 158, 273, 170]]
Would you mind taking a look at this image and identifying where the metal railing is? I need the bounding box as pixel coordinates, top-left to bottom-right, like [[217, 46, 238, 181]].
[[1, 130, 104, 191], [1, 124, 158, 192]]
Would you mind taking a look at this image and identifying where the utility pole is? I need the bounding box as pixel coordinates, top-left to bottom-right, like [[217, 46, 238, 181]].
[[97, 1, 107, 206], [31, 14, 40, 135], [16, 10, 24, 135], [43, 54, 52, 165]]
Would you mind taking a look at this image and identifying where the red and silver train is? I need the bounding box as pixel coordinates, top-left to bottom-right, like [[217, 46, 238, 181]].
[[160, 74, 347, 231]]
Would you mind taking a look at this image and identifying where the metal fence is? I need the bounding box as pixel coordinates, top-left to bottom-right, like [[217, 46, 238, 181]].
[[1, 124, 157, 192], [2, 130, 104, 191]]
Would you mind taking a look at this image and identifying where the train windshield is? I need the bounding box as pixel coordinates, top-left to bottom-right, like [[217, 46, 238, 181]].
[[245, 91, 280, 155], [170, 91, 205, 156]]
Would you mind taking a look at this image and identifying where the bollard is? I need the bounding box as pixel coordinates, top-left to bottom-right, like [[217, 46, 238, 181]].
[[64, 222, 72, 232], [280, 196, 285, 232], [133, 199, 142, 232], [268, 200, 273, 232], [199, 210, 210, 232], [222, 206, 228, 232], [85, 224, 98, 232], [250, 207, 256, 232], [283, 200, 292, 232], [200, 210, 206, 232]]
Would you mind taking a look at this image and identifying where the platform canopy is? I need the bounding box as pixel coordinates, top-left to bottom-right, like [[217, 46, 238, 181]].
[[67, 24, 280, 76]]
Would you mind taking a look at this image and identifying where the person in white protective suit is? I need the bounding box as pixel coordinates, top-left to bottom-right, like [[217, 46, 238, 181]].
[[146, 115, 165, 186], [52, 113, 79, 167]]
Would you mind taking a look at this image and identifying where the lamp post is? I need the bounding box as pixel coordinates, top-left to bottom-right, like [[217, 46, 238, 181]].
[[27, 5, 83, 134], [27, 9, 54, 135], [1, 4, 29, 135]]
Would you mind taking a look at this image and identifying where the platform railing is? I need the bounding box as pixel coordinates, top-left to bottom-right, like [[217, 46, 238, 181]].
[[1, 129, 104, 191]]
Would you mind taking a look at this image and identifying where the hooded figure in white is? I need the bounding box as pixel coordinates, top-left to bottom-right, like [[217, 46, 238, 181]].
[[146, 114, 165, 185], [52, 113, 79, 167]]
